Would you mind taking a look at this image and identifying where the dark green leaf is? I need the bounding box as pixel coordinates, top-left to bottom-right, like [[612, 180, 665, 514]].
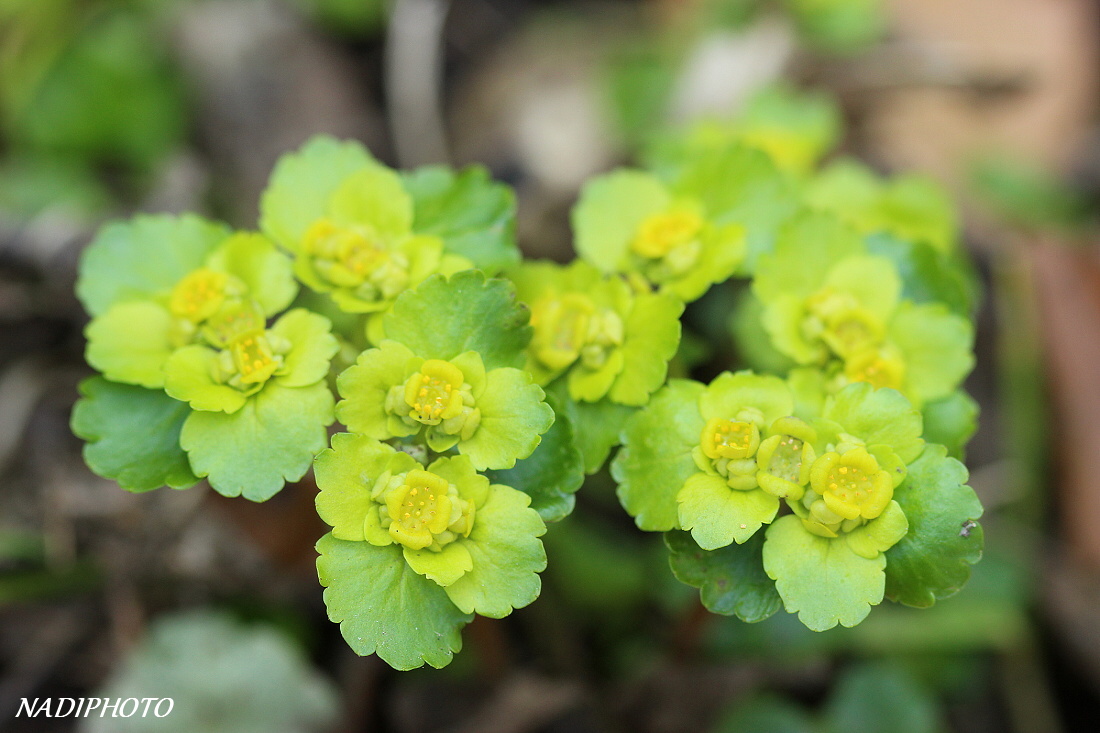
[[865, 233, 973, 316], [666, 530, 781, 623], [824, 662, 942, 733], [316, 533, 471, 670], [71, 376, 198, 492], [485, 391, 583, 523], [383, 270, 531, 369], [403, 165, 520, 274], [549, 380, 639, 474], [921, 390, 979, 459], [885, 445, 984, 607], [714, 695, 816, 733]]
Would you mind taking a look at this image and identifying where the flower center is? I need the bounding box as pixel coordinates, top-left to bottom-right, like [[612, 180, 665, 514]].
[[169, 268, 231, 322], [632, 209, 704, 259], [530, 293, 594, 370], [303, 219, 411, 303], [381, 469, 474, 551], [809, 448, 892, 522], [844, 347, 906, 391], [764, 436, 805, 483], [201, 300, 266, 348], [404, 360, 466, 423], [803, 290, 884, 359], [701, 418, 760, 461], [230, 333, 280, 385]]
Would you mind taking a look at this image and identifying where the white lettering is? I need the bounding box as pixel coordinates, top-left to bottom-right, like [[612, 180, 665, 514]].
[[154, 698, 174, 717], [84, 699, 102, 716], [140, 697, 157, 716], [15, 699, 36, 717], [31, 699, 51, 717], [55, 698, 78, 717], [118, 698, 138, 718]]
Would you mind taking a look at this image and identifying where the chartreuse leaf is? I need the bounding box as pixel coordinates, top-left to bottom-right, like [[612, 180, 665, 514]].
[[753, 211, 864, 303], [677, 473, 780, 549], [259, 135, 378, 252], [460, 368, 553, 471], [549, 381, 638, 474], [85, 301, 175, 389], [885, 445, 983, 608], [822, 382, 924, 463], [612, 380, 705, 531], [670, 142, 800, 272], [921, 390, 979, 459], [181, 383, 334, 501], [485, 391, 584, 523], [762, 515, 887, 631], [403, 164, 520, 274], [71, 377, 198, 492], [316, 533, 470, 670], [77, 214, 231, 317], [572, 169, 669, 274], [665, 530, 781, 622], [206, 232, 299, 316], [383, 270, 530, 369], [887, 302, 974, 406], [441, 482, 547, 618]]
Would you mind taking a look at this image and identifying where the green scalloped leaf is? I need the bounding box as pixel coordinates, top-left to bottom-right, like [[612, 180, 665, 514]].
[[920, 390, 979, 459], [442, 484, 547, 618], [485, 390, 584, 523], [822, 382, 924, 463], [181, 383, 334, 501], [71, 376, 198, 492], [77, 214, 231, 316], [459, 367, 553, 471], [665, 530, 781, 622], [403, 164, 520, 274], [885, 445, 984, 608], [763, 515, 886, 631], [383, 270, 530, 369], [670, 143, 800, 272], [865, 233, 973, 316], [258, 135, 378, 252], [316, 533, 470, 670], [612, 379, 705, 531], [547, 380, 637, 474]]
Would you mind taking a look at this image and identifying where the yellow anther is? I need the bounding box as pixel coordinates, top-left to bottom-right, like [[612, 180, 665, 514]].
[[632, 208, 704, 259], [404, 359, 465, 423], [701, 418, 760, 461]]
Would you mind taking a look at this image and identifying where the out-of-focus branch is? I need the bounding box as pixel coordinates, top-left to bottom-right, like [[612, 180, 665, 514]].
[[385, 0, 451, 168]]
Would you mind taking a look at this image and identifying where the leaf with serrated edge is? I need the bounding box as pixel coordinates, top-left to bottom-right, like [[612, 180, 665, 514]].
[[181, 382, 334, 501], [383, 271, 530, 369], [666, 530, 781, 622], [72, 377, 198, 492], [763, 515, 886, 631], [403, 165, 519, 274], [316, 533, 470, 670], [77, 214, 230, 317], [486, 390, 584, 522], [612, 379, 705, 531], [885, 445, 983, 607], [442, 484, 547, 618]]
